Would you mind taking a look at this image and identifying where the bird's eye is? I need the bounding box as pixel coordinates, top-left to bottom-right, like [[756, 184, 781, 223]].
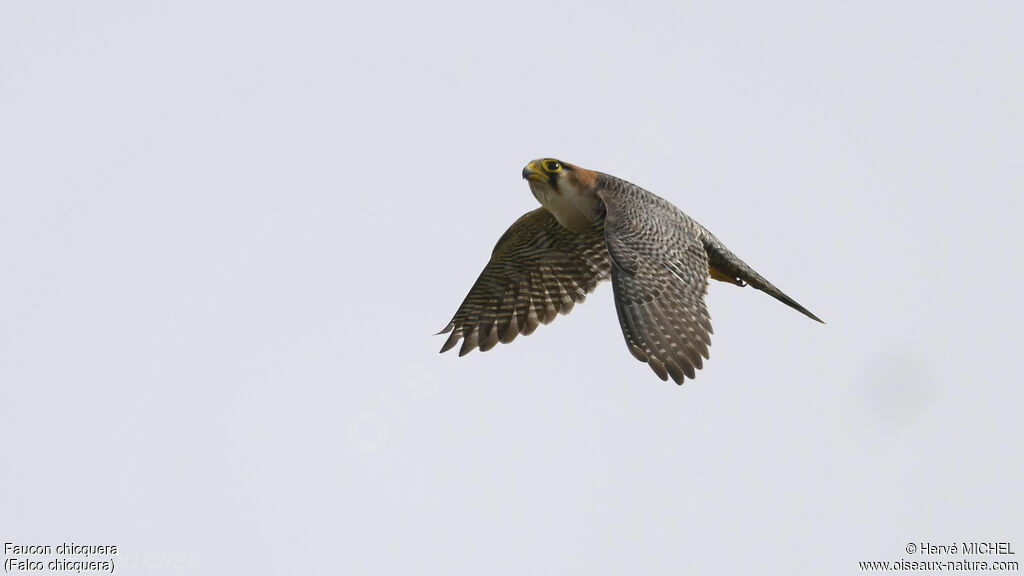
[[543, 160, 562, 172]]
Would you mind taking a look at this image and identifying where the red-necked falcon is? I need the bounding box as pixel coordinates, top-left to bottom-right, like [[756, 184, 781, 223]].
[[438, 158, 823, 384]]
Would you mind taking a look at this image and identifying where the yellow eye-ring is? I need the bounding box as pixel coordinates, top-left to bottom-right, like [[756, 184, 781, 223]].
[[543, 160, 562, 172]]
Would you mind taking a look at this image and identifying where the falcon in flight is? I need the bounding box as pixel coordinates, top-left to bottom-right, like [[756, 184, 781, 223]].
[[438, 158, 822, 384]]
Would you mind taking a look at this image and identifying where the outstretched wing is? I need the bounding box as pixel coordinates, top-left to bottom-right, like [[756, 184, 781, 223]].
[[439, 208, 611, 356], [598, 185, 714, 384], [698, 224, 824, 323]]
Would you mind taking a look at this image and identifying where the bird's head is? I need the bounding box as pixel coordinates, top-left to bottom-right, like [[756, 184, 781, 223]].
[[521, 158, 594, 192], [521, 158, 602, 231]]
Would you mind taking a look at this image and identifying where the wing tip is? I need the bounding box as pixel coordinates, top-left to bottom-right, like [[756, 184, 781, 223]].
[[801, 308, 825, 324]]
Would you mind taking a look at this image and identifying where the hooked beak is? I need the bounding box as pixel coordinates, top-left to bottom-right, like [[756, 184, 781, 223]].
[[522, 161, 544, 181]]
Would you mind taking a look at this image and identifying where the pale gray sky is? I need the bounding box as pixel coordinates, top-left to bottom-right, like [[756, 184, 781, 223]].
[[2, 1, 1022, 574]]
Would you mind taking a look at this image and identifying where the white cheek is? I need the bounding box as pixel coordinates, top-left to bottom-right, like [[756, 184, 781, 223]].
[[527, 180, 553, 207], [528, 179, 593, 231]]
